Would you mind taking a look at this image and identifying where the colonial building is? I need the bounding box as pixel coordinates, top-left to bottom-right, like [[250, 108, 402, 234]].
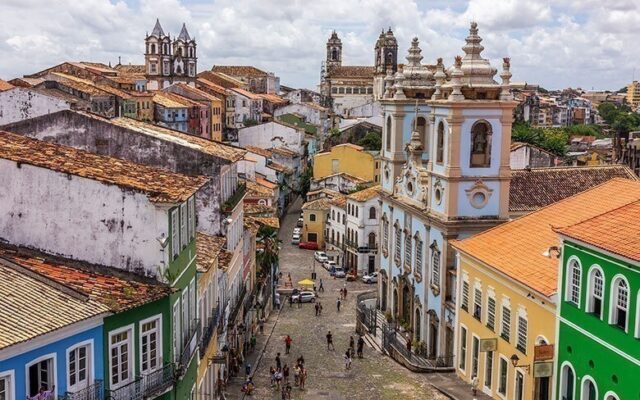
[[377, 23, 517, 367], [145, 19, 197, 90], [344, 185, 381, 276], [313, 143, 376, 185]]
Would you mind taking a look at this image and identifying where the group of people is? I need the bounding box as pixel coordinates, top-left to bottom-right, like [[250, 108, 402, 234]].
[[268, 348, 308, 399], [314, 301, 323, 316]]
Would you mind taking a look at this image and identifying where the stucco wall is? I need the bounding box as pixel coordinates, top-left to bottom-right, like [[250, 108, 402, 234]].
[[237, 122, 304, 154], [0, 88, 70, 125], [313, 145, 375, 181]]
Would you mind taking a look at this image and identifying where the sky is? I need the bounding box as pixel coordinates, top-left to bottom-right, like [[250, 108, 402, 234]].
[[0, 0, 638, 91]]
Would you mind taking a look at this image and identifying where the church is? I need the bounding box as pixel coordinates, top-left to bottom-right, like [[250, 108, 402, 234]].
[[320, 28, 399, 115], [377, 22, 516, 366], [144, 19, 198, 90]]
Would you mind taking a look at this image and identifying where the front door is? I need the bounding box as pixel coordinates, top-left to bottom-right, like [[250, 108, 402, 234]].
[[401, 285, 411, 323], [515, 371, 525, 400], [368, 256, 375, 274], [535, 377, 551, 400]]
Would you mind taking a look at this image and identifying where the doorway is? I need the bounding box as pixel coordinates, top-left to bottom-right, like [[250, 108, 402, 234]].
[[368, 256, 375, 274], [28, 357, 54, 396]]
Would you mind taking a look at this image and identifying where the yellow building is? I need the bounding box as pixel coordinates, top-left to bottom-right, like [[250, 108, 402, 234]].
[[626, 80, 640, 110], [313, 143, 375, 183], [301, 197, 334, 248], [452, 178, 640, 400]]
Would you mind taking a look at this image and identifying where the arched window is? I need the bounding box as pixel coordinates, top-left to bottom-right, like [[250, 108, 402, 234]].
[[338, 87, 345, 94], [430, 241, 440, 289], [610, 277, 629, 331], [404, 230, 412, 270], [566, 259, 581, 307], [470, 120, 492, 167], [436, 121, 444, 164], [581, 378, 597, 400], [385, 116, 392, 151], [416, 117, 427, 149], [150, 43, 157, 54], [587, 267, 604, 318], [382, 215, 389, 256], [369, 206, 376, 219], [560, 363, 575, 400], [394, 223, 401, 266], [331, 48, 338, 61], [368, 232, 376, 249], [331, 210, 335, 220]]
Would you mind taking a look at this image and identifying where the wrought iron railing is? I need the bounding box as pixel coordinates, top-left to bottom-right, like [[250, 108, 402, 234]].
[[199, 307, 220, 358], [141, 363, 175, 398], [105, 378, 142, 400], [221, 182, 246, 213], [61, 380, 103, 400], [227, 285, 247, 325], [180, 319, 201, 369]]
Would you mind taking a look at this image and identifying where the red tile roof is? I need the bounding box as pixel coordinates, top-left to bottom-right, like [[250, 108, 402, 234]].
[[212, 65, 269, 78], [326, 66, 375, 78], [0, 79, 14, 92]]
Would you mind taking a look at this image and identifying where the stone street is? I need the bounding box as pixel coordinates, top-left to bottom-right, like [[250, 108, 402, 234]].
[[225, 198, 468, 400]]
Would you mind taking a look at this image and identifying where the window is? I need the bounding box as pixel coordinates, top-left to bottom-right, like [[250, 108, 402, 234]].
[[308, 233, 318, 242], [470, 120, 492, 167], [566, 259, 581, 306], [182, 290, 189, 344], [140, 317, 161, 374], [459, 327, 467, 371], [587, 267, 604, 318], [188, 197, 196, 240], [498, 357, 508, 396], [386, 116, 392, 151], [582, 378, 597, 400], [610, 277, 629, 331], [110, 328, 132, 388], [171, 209, 179, 259], [514, 370, 524, 400], [189, 279, 196, 323], [461, 280, 469, 311], [471, 336, 479, 377], [368, 232, 376, 249], [560, 363, 575, 400], [431, 242, 441, 288], [382, 217, 389, 255], [394, 224, 401, 265], [501, 305, 511, 342], [487, 296, 496, 331], [332, 210, 335, 220], [68, 343, 90, 391], [415, 236, 423, 277], [27, 356, 54, 397], [517, 316, 527, 354], [484, 351, 493, 389], [436, 121, 444, 164], [404, 231, 411, 269], [309, 213, 316, 222], [472, 286, 482, 320], [0, 373, 12, 400], [172, 302, 180, 362]]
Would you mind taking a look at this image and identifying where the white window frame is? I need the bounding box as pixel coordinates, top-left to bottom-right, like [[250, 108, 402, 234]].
[[171, 209, 179, 259], [189, 278, 196, 324], [404, 230, 412, 269], [461, 280, 470, 312], [516, 312, 528, 355], [66, 339, 94, 393], [0, 370, 15, 400], [501, 298, 511, 342], [565, 257, 582, 307], [587, 265, 604, 319], [486, 294, 496, 331], [25, 353, 56, 398], [188, 197, 196, 240], [180, 203, 188, 249], [483, 350, 493, 392], [139, 315, 163, 375], [173, 301, 181, 363], [609, 274, 629, 332], [108, 325, 134, 390], [471, 334, 480, 378], [636, 290, 640, 339], [182, 290, 190, 345], [394, 223, 401, 265], [458, 325, 468, 374], [497, 354, 509, 399], [580, 376, 599, 400], [513, 368, 525, 400], [473, 282, 482, 321], [414, 235, 423, 277], [559, 361, 576, 400], [431, 241, 441, 289]]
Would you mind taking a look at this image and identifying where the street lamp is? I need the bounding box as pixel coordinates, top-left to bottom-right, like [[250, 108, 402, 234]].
[[510, 354, 530, 373]]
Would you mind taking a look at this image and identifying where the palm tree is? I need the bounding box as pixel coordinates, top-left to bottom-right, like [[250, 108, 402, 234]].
[[256, 225, 280, 276]]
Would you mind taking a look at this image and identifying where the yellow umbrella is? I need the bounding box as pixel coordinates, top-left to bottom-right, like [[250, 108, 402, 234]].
[[297, 278, 315, 286]]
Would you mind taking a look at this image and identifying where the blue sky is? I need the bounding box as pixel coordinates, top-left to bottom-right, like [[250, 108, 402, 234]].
[[0, 0, 638, 91]]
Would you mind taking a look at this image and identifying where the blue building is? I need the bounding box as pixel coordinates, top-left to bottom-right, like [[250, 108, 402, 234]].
[[153, 92, 190, 132], [377, 23, 516, 366]]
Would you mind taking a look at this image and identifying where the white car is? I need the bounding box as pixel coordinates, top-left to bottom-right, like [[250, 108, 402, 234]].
[[314, 251, 328, 263], [291, 291, 316, 303], [291, 233, 301, 245], [293, 227, 302, 235], [333, 267, 346, 278], [362, 271, 378, 284], [323, 260, 337, 271]]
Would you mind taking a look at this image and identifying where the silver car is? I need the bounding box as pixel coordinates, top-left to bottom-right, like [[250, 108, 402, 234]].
[[362, 271, 378, 284], [291, 291, 316, 303]]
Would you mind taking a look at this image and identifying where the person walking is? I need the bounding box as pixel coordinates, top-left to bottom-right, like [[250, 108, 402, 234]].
[[284, 335, 292, 354], [319, 279, 324, 292], [283, 364, 290, 384], [357, 335, 365, 358], [275, 368, 283, 391], [297, 355, 305, 367], [343, 286, 348, 299], [349, 335, 355, 357], [406, 336, 412, 358], [270, 366, 276, 387], [471, 375, 478, 397], [250, 334, 257, 351], [276, 353, 282, 370], [339, 287, 344, 299], [245, 363, 251, 377], [319, 302, 323, 315], [297, 296, 302, 308], [344, 349, 352, 370], [314, 302, 319, 316], [293, 364, 300, 386], [326, 330, 334, 350], [299, 367, 307, 390], [336, 298, 341, 312], [259, 317, 265, 335]]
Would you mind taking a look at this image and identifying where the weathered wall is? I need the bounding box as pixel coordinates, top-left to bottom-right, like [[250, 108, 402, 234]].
[[2, 111, 226, 235], [0, 87, 70, 125], [0, 159, 167, 277], [237, 122, 304, 154]]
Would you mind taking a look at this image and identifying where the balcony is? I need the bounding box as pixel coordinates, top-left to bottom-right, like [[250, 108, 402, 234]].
[[60, 380, 103, 400], [180, 319, 201, 370], [228, 285, 247, 326], [221, 182, 246, 214], [199, 307, 220, 358], [106, 364, 175, 400]]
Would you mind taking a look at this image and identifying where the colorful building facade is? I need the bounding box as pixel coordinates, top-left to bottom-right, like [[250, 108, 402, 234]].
[[313, 143, 376, 184]]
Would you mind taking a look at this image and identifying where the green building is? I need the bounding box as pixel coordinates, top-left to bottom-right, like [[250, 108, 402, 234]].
[[555, 200, 640, 400]]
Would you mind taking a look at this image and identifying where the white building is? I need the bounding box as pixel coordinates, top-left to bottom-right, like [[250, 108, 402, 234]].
[[344, 186, 380, 276], [273, 102, 329, 134], [230, 88, 263, 127], [325, 195, 347, 267], [237, 121, 305, 155], [0, 87, 71, 125]]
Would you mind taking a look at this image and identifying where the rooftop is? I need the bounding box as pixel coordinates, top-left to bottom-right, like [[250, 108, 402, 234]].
[[509, 165, 637, 213], [154, 91, 202, 108], [302, 197, 333, 211], [330, 195, 347, 208], [197, 71, 245, 89], [196, 77, 228, 96], [245, 145, 273, 158], [271, 146, 299, 157], [252, 216, 280, 229], [230, 87, 263, 100], [0, 131, 208, 203], [0, 79, 13, 92], [347, 185, 380, 202], [258, 93, 287, 104], [212, 65, 270, 78], [326, 65, 376, 79], [245, 179, 275, 198], [195, 232, 227, 273], [453, 178, 640, 297], [556, 200, 640, 263]]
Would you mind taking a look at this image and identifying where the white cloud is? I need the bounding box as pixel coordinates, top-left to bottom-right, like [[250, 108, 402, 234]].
[[0, 0, 637, 91]]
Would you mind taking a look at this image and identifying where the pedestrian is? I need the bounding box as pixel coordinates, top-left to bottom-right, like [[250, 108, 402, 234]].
[[259, 318, 265, 335], [344, 349, 352, 369], [275, 368, 283, 390], [326, 330, 334, 350], [406, 336, 412, 356], [349, 335, 355, 356], [299, 367, 307, 390], [245, 363, 251, 377], [319, 279, 324, 292], [297, 296, 302, 308], [285, 382, 292, 399], [336, 297, 341, 312], [297, 355, 305, 367], [250, 334, 257, 351], [293, 364, 300, 386], [270, 366, 276, 387], [314, 302, 319, 316], [357, 335, 365, 358], [319, 302, 323, 315], [339, 287, 343, 299], [343, 286, 347, 299], [283, 364, 290, 384], [285, 335, 292, 354], [276, 352, 282, 370], [471, 375, 478, 396], [289, 295, 293, 307], [275, 294, 281, 309]]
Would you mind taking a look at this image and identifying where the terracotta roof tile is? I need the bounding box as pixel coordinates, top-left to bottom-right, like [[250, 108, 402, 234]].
[[212, 65, 269, 78], [114, 64, 146, 74], [197, 71, 244, 89], [0, 131, 208, 203], [245, 179, 275, 198], [509, 165, 638, 212], [196, 232, 227, 272], [244, 203, 277, 216], [302, 197, 334, 211], [271, 147, 299, 157], [230, 87, 262, 100], [326, 65, 376, 78], [245, 145, 273, 158], [453, 178, 640, 297], [556, 200, 640, 262], [196, 78, 228, 96], [154, 91, 202, 108], [347, 185, 380, 202], [252, 217, 280, 229], [330, 195, 347, 208], [0, 79, 14, 92]]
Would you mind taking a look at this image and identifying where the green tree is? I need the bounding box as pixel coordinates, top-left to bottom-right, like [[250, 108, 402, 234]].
[[357, 131, 382, 150], [597, 102, 618, 125], [243, 119, 259, 127], [256, 225, 280, 276]]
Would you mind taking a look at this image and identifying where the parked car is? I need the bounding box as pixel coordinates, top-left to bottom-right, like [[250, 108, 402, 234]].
[[291, 291, 316, 303], [334, 267, 346, 278], [291, 234, 301, 245], [362, 271, 378, 284], [323, 260, 337, 271], [314, 251, 328, 263], [298, 241, 319, 250], [296, 218, 304, 227], [293, 227, 302, 235]]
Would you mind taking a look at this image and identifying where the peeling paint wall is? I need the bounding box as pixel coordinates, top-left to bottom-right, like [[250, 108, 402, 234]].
[[0, 87, 70, 125], [2, 111, 228, 235], [0, 159, 167, 277]]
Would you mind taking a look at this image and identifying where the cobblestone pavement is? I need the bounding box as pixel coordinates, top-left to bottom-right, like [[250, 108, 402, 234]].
[[226, 198, 458, 400]]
